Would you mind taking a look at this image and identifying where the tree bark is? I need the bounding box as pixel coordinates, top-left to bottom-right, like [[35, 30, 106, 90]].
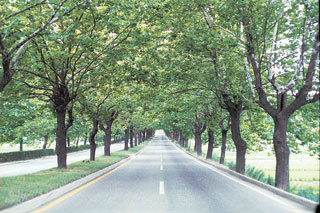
[[274, 115, 290, 190], [194, 132, 202, 156], [124, 127, 129, 150], [76, 137, 79, 147], [134, 132, 137, 146], [142, 130, 146, 141], [89, 119, 98, 161], [206, 129, 214, 160], [230, 110, 247, 174], [19, 137, 23, 151], [43, 132, 49, 149], [138, 131, 142, 144], [84, 136, 87, 145], [220, 129, 227, 164], [56, 110, 67, 169], [179, 131, 183, 146], [67, 137, 70, 147], [104, 121, 112, 156], [129, 126, 134, 148]]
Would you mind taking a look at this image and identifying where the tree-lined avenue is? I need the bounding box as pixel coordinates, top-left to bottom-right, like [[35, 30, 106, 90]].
[[32, 131, 311, 213]]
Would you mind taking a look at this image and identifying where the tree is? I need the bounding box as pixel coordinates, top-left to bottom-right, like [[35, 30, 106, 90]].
[[17, 1, 136, 168], [240, 0, 319, 190], [0, 0, 70, 91]]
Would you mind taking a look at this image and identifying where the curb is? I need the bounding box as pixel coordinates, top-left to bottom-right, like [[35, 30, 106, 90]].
[[1, 141, 151, 213], [171, 141, 318, 212]]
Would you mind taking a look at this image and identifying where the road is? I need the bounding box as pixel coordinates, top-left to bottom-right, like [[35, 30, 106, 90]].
[[31, 131, 312, 213], [0, 142, 125, 177]]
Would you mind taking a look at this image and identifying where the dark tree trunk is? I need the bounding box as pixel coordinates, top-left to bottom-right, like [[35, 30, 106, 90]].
[[129, 126, 134, 148], [142, 130, 146, 141], [174, 131, 179, 142], [89, 119, 98, 161], [206, 129, 214, 160], [99, 115, 117, 156], [179, 131, 183, 146], [273, 115, 290, 190], [124, 128, 129, 150], [220, 129, 227, 164], [84, 136, 87, 145], [20, 137, 23, 151], [230, 110, 246, 174], [76, 137, 79, 147], [134, 133, 137, 146], [56, 110, 67, 169], [138, 131, 142, 144], [104, 121, 112, 156], [67, 137, 70, 147], [194, 132, 202, 156], [43, 133, 49, 149]]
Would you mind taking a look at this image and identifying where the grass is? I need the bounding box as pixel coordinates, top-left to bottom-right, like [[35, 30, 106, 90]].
[[0, 140, 149, 210], [175, 140, 319, 203]]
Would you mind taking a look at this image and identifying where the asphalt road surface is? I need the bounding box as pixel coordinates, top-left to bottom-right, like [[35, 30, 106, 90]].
[[0, 142, 124, 177], [32, 131, 312, 213]]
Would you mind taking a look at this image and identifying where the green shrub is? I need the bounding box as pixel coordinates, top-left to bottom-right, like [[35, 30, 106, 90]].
[[290, 186, 320, 203], [226, 161, 236, 171], [0, 139, 123, 163], [66, 144, 91, 153], [0, 149, 55, 162]]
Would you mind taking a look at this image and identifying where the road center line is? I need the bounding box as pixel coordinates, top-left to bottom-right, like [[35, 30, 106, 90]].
[[159, 181, 165, 195], [160, 165, 163, 170]]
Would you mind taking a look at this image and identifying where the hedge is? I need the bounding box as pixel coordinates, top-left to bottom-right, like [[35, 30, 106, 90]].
[[0, 139, 123, 163], [0, 149, 55, 163]]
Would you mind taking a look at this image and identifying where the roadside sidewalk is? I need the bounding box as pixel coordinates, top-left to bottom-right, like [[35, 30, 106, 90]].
[[0, 141, 124, 177]]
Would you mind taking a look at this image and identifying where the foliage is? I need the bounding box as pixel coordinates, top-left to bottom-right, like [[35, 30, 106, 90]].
[[0, 149, 55, 163]]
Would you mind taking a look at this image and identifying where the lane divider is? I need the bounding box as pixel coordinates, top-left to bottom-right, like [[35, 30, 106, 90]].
[[33, 140, 152, 213], [159, 181, 165, 195]]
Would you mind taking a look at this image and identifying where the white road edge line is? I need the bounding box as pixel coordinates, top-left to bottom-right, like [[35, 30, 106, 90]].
[[172, 141, 306, 213], [160, 165, 163, 170], [159, 181, 165, 195]]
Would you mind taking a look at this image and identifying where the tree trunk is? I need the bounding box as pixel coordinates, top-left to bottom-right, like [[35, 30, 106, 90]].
[[174, 131, 179, 141], [230, 110, 247, 174], [194, 132, 202, 156], [273, 115, 290, 191], [220, 129, 227, 164], [67, 137, 70, 147], [138, 131, 142, 144], [179, 131, 183, 146], [84, 136, 87, 145], [89, 119, 98, 161], [56, 110, 67, 169], [76, 137, 79, 147], [124, 128, 129, 150], [43, 132, 49, 149], [134, 133, 137, 146], [142, 130, 146, 141], [129, 126, 134, 148], [19, 137, 23, 151], [104, 121, 112, 156], [206, 129, 214, 160]]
